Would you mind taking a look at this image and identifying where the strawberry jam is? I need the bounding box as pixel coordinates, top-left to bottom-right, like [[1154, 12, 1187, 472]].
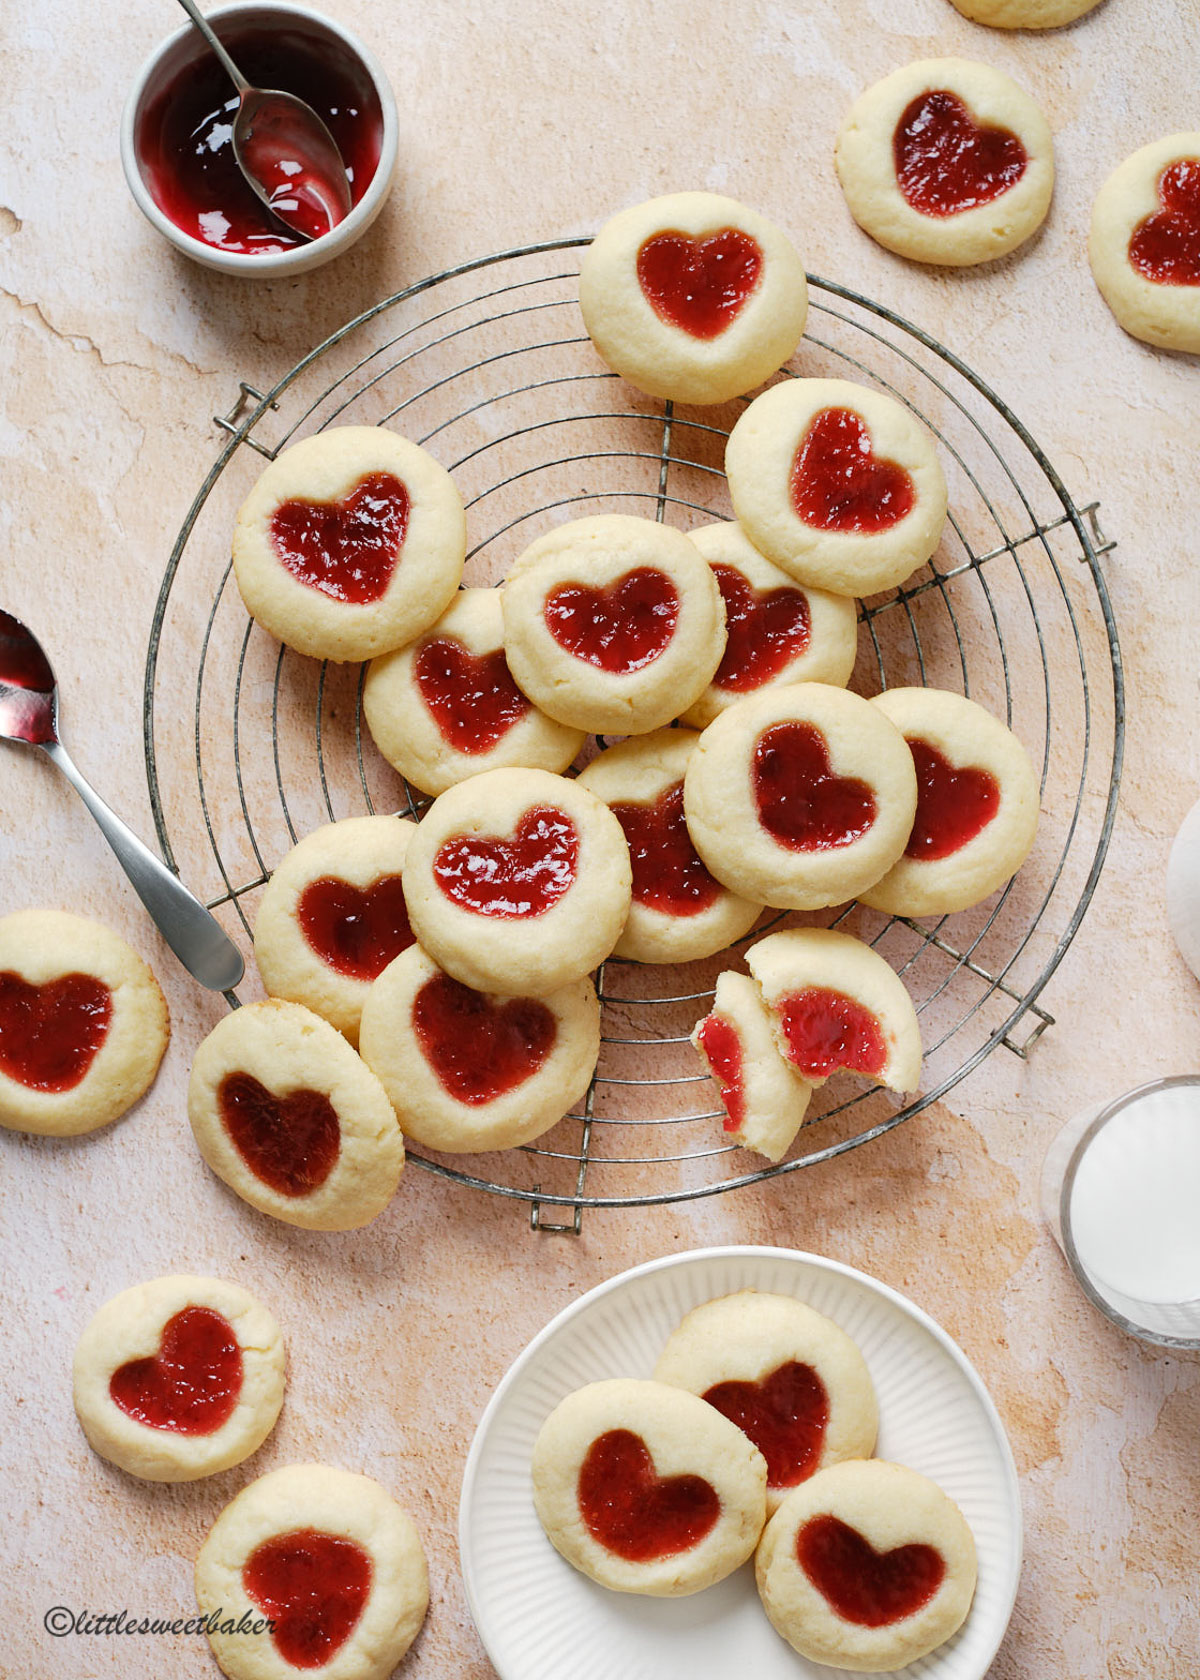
[[544, 568, 679, 673], [0, 972, 112, 1092], [790, 409, 915, 536], [753, 722, 877, 851], [695, 1012, 745, 1132], [412, 973, 556, 1106], [905, 739, 999, 862], [893, 89, 1027, 218], [297, 875, 414, 981], [433, 807, 578, 917], [219, 1072, 340, 1197], [414, 636, 531, 753], [797, 1514, 945, 1626], [270, 473, 409, 604], [776, 988, 886, 1081], [578, 1429, 720, 1562], [1128, 159, 1200, 284], [703, 1361, 829, 1490], [244, 1529, 373, 1668], [711, 564, 811, 692], [611, 783, 722, 917], [636, 229, 764, 339], [110, 1306, 242, 1436]]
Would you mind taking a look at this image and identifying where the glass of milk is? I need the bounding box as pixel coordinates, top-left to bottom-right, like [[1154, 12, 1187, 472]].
[[1040, 1076, 1200, 1348]]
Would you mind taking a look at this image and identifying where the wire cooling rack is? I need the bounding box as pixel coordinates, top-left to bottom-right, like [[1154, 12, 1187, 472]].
[[143, 238, 1124, 1229]]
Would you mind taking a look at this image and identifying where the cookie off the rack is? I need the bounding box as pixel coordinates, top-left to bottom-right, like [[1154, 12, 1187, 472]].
[[1089, 134, 1200, 353]]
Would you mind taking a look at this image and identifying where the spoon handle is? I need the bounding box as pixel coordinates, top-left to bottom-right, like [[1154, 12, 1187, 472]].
[[42, 740, 245, 993], [173, 0, 251, 94]]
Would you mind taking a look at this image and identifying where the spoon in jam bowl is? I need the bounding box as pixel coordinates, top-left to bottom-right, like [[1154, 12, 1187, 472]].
[[0, 611, 244, 993]]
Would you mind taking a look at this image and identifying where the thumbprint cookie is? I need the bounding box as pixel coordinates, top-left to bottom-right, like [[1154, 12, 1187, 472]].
[[947, 0, 1102, 25], [1090, 135, 1200, 354], [690, 970, 814, 1161]]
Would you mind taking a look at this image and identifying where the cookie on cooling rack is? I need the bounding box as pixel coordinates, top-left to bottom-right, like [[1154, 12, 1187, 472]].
[[501, 515, 726, 736], [195, 1464, 429, 1680], [576, 730, 762, 965], [578, 192, 808, 405], [834, 59, 1054, 267], [756, 1459, 978, 1671], [1089, 135, 1200, 354], [232, 426, 466, 662], [73, 1276, 285, 1483], [946, 0, 1102, 24], [690, 970, 813, 1162], [358, 944, 599, 1153], [0, 910, 169, 1137], [725, 380, 947, 599], [532, 1378, 767, 1596]]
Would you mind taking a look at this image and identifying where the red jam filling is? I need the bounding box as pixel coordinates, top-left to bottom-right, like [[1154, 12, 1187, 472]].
[[0, 972, 112, 1093], [412, 973, 556, 1106], [218, 1072, 340, 1197], [635, 228, 764, 340], [796, 1514, 945, 1627], [711, 564, 811, 693], [432, 806, 578, 918], [611, 783, 722, 917], [753, 722, 877, 851], [269, 473, 410, 604], [703, 1361, 829, 1490], [544, 568, 679, 674], [578, 1429, 720, 1562], [414, 636, 531, 754], [695, 1012, 745, 1133], [297, 874, 414, 982], [1128, 159, 1200, 285], [893, 89, 1027, 218], [905, 738, 1000, 862], [776, 988, 887, 1080], [0, 618, 54, 692], [243, 1529, 373, 1669], [790, 408, 915, 536], [109, 1306, 243, 1436]]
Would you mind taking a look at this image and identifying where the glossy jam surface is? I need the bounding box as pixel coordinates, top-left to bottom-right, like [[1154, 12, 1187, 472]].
[[695, 1012, 745, 1133], [893, 89, 1027, 218], [753, 722, 877, 851], [711, 564, 811, 693], [109, 1306, 243, 1436], [412, 973, 556, 1105], [905, 738, 1000, 862], [414, 636, 531, 754], [0, 972, 112, 1092], [611, 783, 722, 917], [790, 408, 915, 535], [244, 1529, 373, 1669], [298, 874, 414, 982], [544, 568, 679, 674], [703, 1361, 829, 1489], [270, 473, 410, 604], [0, 616, 53, 691], [219, 1072, 340, 1197], [137, 27, 382, 255], [578, 1429, 720, 1562], [777, 988, 887, 1080], [433, 807, 579, 918], [1129, 159, 1200, 284], [636, 228, 764, 339], [797, 1514, 945, 1627]]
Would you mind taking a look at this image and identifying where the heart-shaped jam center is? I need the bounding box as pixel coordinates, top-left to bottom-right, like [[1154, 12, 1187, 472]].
[[269, 471, 410, 604], [0, 971, 112, 1093], [790, 408, 916, 536], [109, 1306, 243, 1436], [297, 874, 414, 981], [1129, 158, 1200, 285], [611, 782, 722, 917], [893, 89, 1028, 218], [218, 1072, 340, 1197], [905, 738, 1000, 862], [703, 1361, 829, 1490], [753, 722, 877, 851], [433, 806, 579, 918], [412, 972, 556, 1106], [797, 1514, 945, 1627], [544, 568, 679, 674], [776, 988, 887, 1080], [578, 1429, 721, 1562], [636, 228, 764, 340], [414, 635, 532, 754], [244, 1529, 373, 1670], [695, 1012, 745, 1133], [711, 564, 812, 693]]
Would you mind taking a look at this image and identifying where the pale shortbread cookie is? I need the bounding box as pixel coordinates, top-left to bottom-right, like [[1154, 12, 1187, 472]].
[[188, 1000, 405, 1230], [579, 192, 808, 405], [726, 380, 947, 597], [690, 971, 814, 1161], [195, 1463, 429, 1680], [835, 60, 1054, 267], [362, 588, 585, 795], [947, 0, 1102, 24], [402, 767, 632, 994], [1089, 135, 1200, 353], [577, 731, 762, 964], [684, 684, 918, 911], [254, 814, 418, 1045], [747, 928, 923, 1094], [358, 943, 599, 1153], [0, 909, 168, 1137], [681, 521, 859, 730], [531, 1378, 768, 1597], [73, 1276, 284, 1483], [232, 426, 466, 662], [655, 1291, 878, 1513], [862, 688, 1039, 916], [756, 1459, 978, 1672], [501, 515, 726, 735]]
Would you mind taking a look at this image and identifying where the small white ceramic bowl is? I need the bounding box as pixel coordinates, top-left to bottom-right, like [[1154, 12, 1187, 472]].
[[120, 2, 398, 278]]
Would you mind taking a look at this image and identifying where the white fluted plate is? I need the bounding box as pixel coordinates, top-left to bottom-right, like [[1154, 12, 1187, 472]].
[[459, 1246, 1021, 1680]]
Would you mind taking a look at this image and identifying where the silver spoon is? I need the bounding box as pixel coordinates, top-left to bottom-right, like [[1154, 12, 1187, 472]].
[[0, 611, 244, 993], [174, 0, 353, 244]]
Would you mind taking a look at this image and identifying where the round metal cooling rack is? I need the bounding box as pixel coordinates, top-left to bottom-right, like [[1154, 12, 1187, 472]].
[[144, 238, 1124, 1228]]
